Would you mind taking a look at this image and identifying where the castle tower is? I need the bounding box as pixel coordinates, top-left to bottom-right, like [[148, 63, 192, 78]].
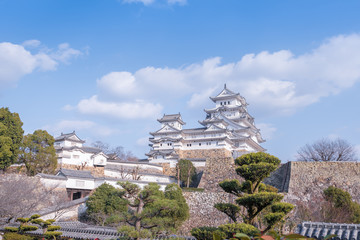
[[146, 85, 265, 166]]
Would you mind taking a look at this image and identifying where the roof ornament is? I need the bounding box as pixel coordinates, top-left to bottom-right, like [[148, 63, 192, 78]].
[[224, 83, 227, 89]]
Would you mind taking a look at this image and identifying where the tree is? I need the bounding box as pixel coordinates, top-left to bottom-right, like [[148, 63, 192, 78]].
[[176, 159, 196, 187], [92, 141, 138, 161], [19, 130, 57, 176], [297, 138, 357, 162], [215, 152, 294, 233], [0, 174, 62, 223], [0, 107, 24, 170], [86, 183, 128, 226], [116, 182, 189, 239]]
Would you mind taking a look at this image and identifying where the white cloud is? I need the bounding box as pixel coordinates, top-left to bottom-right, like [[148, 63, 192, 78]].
[[71, 33, 360, 120], [22, 39, 41, 48], [43, 120, 115, 137], [187, 87, 217, 108], [256, 123, 277, 140], [51, 43, 82, 64], [123, 0, 154, 5], [97, 72, 137, 97], [77, 95, 163, 119], [122, 0, 186, 5], [0, 41, 82, 89], [137, 137, 149, 146]]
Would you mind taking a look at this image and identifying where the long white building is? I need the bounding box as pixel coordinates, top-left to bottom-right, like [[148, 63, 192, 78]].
[[146, 85, 265, 166]]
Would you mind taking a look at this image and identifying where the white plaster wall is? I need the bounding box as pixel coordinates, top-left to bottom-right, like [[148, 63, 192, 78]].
[[93, 154, 107, 166], [107, 162, 163, 172], [66, 178, 94, 190], [39, 178, 67, 189]]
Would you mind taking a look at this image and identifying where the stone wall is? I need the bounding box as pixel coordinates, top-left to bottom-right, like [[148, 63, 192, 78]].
[[176, 148, 232, 160], [283, 161, 360, 202], [198, 157, 241, 191], [179, 191, 233, 234]]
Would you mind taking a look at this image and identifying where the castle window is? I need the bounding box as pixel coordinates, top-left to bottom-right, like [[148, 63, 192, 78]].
[[160, 144, 162, 146], [220, 102, 223, 105], [199, 143, 201, 146]]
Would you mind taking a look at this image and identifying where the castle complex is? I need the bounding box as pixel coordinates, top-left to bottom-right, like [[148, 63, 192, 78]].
[[146, 84, 265, 167]]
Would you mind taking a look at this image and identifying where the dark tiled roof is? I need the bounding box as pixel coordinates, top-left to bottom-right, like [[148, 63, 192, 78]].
[[297, 222, 360, 240], [157, 113, 185, 124], [36, 173, 67, 180], [58, 168, 94, 179], [54, 131, 85, 143], [57, 146, 103, 154], [0, 221, 122, 240]]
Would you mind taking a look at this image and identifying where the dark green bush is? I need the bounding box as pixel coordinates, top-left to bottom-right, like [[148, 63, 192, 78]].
[[182, 187, 204, 192], [190, 226, 225, 240], [218, 223, 260, 238], [3, 232, 34, 240]]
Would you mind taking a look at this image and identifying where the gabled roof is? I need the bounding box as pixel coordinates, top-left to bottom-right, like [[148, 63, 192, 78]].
[[57, 168, 94, 179], [150, 123, 181, 135], [210, 84, 244, 103], [157, 113, 186, 125], [54, 131, 85, 143]]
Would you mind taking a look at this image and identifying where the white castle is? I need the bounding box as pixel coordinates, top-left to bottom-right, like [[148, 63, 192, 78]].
[[146, 84, 265, 166]]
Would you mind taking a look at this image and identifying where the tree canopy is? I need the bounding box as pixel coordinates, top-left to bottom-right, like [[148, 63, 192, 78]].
[[176, 159, 197, 187], [86, 182, 189, 239], [19, 130, 57, 176], [0, 107, 24, 170], [215, 152, 294, 233], [297, 138, 357, 162], [86, 183, 128, 226]]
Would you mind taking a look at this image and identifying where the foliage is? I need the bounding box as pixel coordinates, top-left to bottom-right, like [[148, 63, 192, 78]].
[[323, 186, 352, 207], [115, 182, 189, 238], [176, 159, 197, 187], [297, 138, 357, 162], [3, 232, 34, 240], [218, 223, 260, 238], [86, 183, 128, 226], [0, 107, 24, 170], [215, 152, 294, 233], [181, 187, 204, 192], [190, 226, 225, 240], [91, 140, 138, 161], [18, 130, 57, 176], [323, 186, 360, 223]]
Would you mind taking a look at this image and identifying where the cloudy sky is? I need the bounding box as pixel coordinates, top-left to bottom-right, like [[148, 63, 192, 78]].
[[1, 0, 360, 161]]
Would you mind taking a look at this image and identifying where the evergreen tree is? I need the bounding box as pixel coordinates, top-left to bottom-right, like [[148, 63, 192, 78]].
[[117, 182, 189, 239], [86, 183, 128, 226], [215, 152, 294, 233], [19, 130, 57, 176], [0, 107, 24, 170], [176, 159, 196, 187]]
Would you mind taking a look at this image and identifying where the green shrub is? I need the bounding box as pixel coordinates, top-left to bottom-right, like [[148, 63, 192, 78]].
[[4, 226, 19, 232], [190, 226, 225, 240], [218, 223, 260, 238], [182, 187, 204, 192], [4, 232, 34, 240]]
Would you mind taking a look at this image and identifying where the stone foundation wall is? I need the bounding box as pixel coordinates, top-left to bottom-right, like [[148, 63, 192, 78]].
[[176, 148, 232, 160], [198, 157, 241, 191], [179, 191, 234, 234], [284, 161, 360, 202]]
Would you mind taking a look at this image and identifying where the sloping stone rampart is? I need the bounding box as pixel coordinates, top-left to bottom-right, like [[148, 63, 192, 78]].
[[198, 157, 241, 191], [283, 161, 360, 203]]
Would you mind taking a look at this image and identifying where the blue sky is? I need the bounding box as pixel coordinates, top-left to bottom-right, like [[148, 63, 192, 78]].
[[1, 0, 360, 161]]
